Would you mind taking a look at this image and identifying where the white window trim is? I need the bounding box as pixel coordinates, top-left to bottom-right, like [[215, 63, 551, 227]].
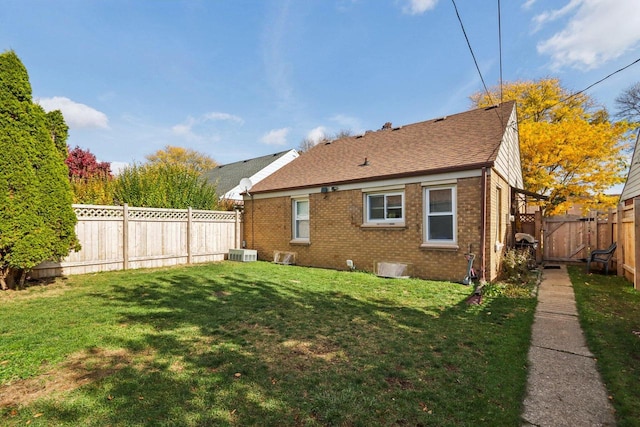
[[291, 197, 310, 243], [423, 185, 457, 246], [363, 191, 405, 226]]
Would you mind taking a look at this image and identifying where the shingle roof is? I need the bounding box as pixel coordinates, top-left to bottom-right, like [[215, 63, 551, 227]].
[[251, 101, 516, 194], [205, 150, 295, 195]]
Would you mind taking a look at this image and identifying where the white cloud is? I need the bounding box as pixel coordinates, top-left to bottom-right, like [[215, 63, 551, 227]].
[[262, 2, 296, 111], [402, 0, 438, 15], [306, 126, 327, 144], [108, 161, 129, 175], [203, 112, 245, 124], [172, 117, 197, 136], [172, 112, 244, 139], [330, 114, 363, 133], [37, 96, 109, 129], [261, 127, 290, 146], [536, 0, 640, 70], [522, 0, 537, 10], [532, 0, 581, 32]]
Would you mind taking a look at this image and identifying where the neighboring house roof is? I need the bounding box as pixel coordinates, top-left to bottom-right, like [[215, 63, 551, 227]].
[[205, 149, 299, 200], [251, 101, 520, 194], [620, 131, 640, 201]]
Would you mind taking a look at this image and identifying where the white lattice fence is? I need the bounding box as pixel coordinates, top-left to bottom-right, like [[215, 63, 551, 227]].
[[32, 204, 242, 278]]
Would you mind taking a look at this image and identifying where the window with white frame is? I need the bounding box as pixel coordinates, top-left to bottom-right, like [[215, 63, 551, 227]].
[[293, 198, 309, 240], [424, 186, 456, 243], [365, 192, 404, 223]]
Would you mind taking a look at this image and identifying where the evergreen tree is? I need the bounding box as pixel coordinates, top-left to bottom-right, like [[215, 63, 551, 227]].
[[0, 50, 78, 289], [113, 163, 219, 210], [45, 109, 69, 158]]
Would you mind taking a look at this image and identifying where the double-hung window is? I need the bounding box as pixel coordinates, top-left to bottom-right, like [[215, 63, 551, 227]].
[[292, 198, 309, 241], [366, 192, 404, 224], [424, 186, 456, 244]]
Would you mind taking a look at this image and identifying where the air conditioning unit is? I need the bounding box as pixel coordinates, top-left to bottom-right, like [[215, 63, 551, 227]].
[[228, 249, 257, 262]]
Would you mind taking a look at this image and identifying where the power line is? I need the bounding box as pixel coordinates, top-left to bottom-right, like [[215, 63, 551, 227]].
[[497, 0, 503, 106], [450, 0, 495, 106], [560, 57, 640, 107], [533, 56, 640, 119]]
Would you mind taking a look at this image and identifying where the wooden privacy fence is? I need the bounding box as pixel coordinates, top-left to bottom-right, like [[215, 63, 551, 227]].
[[31, 204, 242, 279], [540, 199, 640, 290], [614, 199, 640, 289], [542, 213, 608, 263]]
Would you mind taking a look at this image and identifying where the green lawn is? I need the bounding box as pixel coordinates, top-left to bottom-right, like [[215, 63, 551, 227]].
[[1, 262, 536, 426], [569, 266, 640, 427]]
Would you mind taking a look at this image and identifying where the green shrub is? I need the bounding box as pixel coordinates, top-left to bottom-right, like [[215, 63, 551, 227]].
[[113, 163, 219, 210]]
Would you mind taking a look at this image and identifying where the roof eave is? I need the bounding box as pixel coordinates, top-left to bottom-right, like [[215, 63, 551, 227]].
[[250, 161, 495, 195]]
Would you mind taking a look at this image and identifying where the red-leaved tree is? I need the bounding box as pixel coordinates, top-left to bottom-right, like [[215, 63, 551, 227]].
[[65, 146, 112, 179], [65, 146, 114, 204]]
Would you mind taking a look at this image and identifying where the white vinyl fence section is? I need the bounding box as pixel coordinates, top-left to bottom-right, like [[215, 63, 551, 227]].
[[31, 204, 242, 279]]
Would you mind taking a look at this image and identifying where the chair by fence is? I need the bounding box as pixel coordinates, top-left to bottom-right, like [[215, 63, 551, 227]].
[[587, 242, 617, 275]]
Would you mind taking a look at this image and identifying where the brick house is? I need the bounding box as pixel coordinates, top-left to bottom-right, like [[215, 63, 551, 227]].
[[243, 101, 523, 282]]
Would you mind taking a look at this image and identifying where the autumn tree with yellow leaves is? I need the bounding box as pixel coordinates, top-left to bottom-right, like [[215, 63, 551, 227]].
[[471, 78, 633, 214], [145, 145, 217, 173]]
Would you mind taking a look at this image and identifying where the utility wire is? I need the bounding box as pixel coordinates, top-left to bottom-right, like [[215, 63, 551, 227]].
[[498, 0, 503, 106], [451, 0, 495, 106], [559, 57, 640, 107], [532, 56, 640, 120]]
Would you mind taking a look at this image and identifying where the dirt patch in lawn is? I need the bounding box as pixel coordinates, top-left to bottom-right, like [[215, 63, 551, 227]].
[[0, 347, 140, 408], [0, 279, 72, 303]]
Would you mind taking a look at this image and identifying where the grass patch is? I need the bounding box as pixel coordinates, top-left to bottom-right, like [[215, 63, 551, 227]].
[[568, 266, 640, 427], [1, 262, 536, 426]]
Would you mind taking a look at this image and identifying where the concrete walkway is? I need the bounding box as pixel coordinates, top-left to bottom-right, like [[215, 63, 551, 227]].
[[521, 265, 616, 427]]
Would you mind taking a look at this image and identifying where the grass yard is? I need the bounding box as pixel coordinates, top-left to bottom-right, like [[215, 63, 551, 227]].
[[569, 266, 640, 427], [1, 261, 536, 426]]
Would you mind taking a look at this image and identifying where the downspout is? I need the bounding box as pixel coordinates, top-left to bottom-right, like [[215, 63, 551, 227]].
[[251, 193, 255, 249], [480, 167, 488, 283]]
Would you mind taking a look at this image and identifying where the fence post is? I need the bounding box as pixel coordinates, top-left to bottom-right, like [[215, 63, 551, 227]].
[[123, 203, 129, 270], [187, 207, 192, 265], [534, 210, 543, 264], [635, 199, 640, 290], [608, 208, 614, 246], [617, 203, 624, 277]]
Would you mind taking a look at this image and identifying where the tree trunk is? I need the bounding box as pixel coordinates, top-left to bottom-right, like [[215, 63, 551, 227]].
[[18, 269, 27, 289], [0, 267, 24, 290]]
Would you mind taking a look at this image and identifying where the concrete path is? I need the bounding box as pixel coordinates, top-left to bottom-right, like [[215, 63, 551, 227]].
[[521, 265, 617, 426]]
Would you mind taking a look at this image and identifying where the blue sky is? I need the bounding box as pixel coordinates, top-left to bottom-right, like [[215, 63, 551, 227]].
[[2, 0, 640, 172]]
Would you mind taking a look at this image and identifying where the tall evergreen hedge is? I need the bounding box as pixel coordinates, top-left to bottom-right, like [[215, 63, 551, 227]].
[[0, 50, 78, 289], [113, 163, 219, 210]]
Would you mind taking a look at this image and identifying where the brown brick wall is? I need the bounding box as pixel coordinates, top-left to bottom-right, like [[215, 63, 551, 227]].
[[487, 173, 511, 280], [244, 176, 500, 282]]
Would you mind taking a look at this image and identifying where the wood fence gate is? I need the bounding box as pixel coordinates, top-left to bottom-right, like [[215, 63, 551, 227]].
[[542, 212, 612, 263]]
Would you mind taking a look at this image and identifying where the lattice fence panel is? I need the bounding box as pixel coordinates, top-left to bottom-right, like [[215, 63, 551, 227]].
[[74, 205, 124, 219], [32, 204, 241, 279]]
